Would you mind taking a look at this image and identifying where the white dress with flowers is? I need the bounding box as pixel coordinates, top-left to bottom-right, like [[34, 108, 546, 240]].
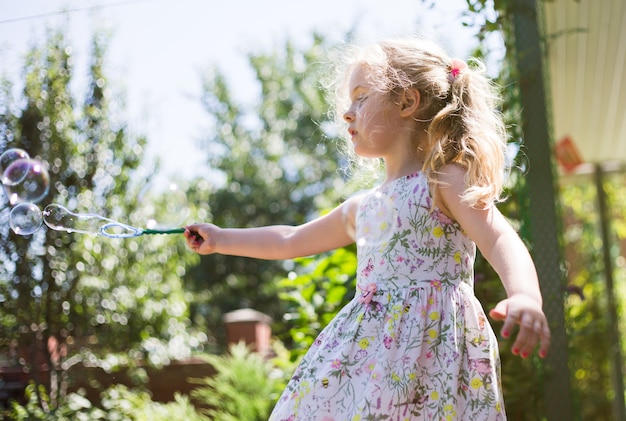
[[269, 171, 506, 421]]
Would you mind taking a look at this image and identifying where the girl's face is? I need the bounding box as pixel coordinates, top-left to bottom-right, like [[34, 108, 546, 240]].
[[342, 66, 406, 160]]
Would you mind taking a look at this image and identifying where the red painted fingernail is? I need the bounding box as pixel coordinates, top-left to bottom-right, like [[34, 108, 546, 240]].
[[522, 351, 529, 358], [502, 330, 510, 338], [539, 350, 547, 358], [512, 348, 519, 355]]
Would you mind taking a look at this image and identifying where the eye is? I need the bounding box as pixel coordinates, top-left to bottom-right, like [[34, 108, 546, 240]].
[[346, 90, 369, 112], [354, 93, 368, 106]]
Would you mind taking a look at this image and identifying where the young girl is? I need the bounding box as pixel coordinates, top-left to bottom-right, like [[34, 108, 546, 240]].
[[185, 37, 550, 420]]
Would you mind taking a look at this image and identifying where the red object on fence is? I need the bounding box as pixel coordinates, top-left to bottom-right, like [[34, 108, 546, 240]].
[[555, 135, 584, 173]]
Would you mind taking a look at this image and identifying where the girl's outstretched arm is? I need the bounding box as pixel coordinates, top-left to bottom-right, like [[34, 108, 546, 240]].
[[436, 164, 551, 359], [184, 199, 356, 260]]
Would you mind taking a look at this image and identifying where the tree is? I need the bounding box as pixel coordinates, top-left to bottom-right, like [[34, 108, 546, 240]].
[[185, 34, 350, 346], [0, 29, 202, 414]]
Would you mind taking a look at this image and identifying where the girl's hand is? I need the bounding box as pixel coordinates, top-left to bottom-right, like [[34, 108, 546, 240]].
[[489, 294, 551, 359], [184, 223, 219, 255]]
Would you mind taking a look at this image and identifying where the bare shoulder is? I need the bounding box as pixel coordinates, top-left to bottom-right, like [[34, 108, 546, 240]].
[[433, 163, 468, 217], [436, 163, 468, 187], [433, 164, 515, 251]]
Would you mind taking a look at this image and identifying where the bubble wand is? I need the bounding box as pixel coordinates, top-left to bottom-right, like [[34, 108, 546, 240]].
[[43, 204, 184, 239]]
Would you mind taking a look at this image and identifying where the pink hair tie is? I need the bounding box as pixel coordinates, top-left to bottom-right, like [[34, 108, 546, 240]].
[[449, 58, 468, 83]]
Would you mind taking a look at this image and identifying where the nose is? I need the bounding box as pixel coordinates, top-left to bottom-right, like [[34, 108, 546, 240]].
[[343, 108, 355, 122]]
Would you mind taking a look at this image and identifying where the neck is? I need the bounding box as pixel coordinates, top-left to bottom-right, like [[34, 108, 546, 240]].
[[383, 158, 423, 183], [381, 125, 427, 182]]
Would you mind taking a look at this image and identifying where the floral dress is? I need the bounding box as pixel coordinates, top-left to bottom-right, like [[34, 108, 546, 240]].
[[269, 171, 506, 421]]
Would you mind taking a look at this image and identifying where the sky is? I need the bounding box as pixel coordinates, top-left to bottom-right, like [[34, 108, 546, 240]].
[[0, 0, 487, 181]]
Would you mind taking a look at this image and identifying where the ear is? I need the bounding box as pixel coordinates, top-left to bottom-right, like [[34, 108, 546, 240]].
[[399, 89, 421, 118]]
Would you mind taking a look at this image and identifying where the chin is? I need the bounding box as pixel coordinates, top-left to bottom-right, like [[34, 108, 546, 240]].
[[352, 144, 371, 156]]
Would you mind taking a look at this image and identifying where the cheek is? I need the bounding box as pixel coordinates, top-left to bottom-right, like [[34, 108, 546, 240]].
[[357, 105, 385, 126]]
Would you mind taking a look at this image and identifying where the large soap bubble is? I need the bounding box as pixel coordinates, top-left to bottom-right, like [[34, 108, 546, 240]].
[[136, 178, 189, 229], [2, 158, 50, 205], [0, 148, 29, 175], [10, 202, 43, 235]]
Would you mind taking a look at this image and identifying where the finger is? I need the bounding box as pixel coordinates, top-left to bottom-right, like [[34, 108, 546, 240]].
[[513, 311, 550, 358], [521, 320, 544, 358], [190, 230, 204, 242], [499, 311, 519, 340], [184, 225, 204, 240], [185, 224, 201, 233], [538, 322, 551, 358], [509, 318, 526, 356], [515, 316, 540, 358], [489, 302, 507, 321], [183, 228, 203, 250]]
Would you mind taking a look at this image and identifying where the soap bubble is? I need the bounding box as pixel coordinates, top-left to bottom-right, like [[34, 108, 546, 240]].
[[343, 189, 397, 248], [10, 202, 43, 235], [43, 204, 139, 237], [0, 148, 29, 175], [2, 158, 50, 205], [2, 157, 30, 186], [43, 204, 101, 235], [137, 179, 189, 229]]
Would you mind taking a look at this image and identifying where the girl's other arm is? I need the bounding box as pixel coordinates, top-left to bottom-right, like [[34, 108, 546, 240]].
[[436, 164, 551, 359]]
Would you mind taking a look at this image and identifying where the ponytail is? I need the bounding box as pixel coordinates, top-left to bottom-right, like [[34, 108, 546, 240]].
[[424, 58, 506, 209]]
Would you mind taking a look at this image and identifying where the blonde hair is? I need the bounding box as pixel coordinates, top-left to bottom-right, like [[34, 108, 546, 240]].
[[327, 37, 507, 208]]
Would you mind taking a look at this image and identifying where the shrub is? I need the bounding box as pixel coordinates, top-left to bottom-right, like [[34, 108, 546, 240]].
[[5, 383, 205, 421], [190, 342, 291, 421]]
